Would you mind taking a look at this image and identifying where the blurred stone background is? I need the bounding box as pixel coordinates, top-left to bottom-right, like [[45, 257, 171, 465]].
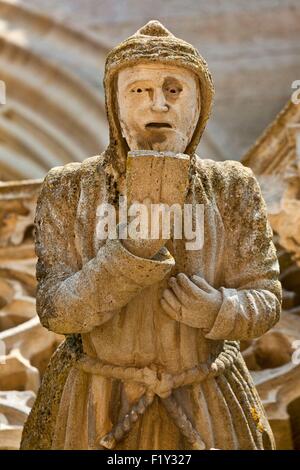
[[0, 0, 299, 178], [0, 0, 300, 450]]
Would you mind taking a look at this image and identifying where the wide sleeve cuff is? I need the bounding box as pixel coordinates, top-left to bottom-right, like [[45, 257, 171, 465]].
[[204, 287, 238, 340], [102, 238, 175, 287]]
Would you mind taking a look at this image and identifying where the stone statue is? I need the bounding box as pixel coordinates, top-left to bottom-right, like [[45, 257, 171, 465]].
[[20, 21, 282, 450]]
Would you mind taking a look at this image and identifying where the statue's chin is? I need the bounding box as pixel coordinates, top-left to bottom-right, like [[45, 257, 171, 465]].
[[126, 131, 188, 154], [151, 142, 185, 153]]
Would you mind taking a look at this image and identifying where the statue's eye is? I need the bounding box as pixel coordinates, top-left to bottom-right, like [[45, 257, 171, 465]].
[[131, 87, 144, 93], [166, 86, 182, 95]]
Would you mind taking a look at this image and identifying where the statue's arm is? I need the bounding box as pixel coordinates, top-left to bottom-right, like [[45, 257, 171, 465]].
[[204, 166, 282, 341], [35, 168, 174, 335], [161, 164, 281, 341]]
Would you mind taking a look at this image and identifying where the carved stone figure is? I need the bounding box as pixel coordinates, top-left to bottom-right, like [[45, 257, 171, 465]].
[[20, 21, 282, 450]]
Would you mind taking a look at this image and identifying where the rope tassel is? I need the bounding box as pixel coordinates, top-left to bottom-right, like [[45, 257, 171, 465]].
[[162, 395, 206, 450], [98, 391, 155, 449]]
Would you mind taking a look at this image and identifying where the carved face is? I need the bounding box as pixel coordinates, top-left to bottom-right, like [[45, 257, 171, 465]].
[[116, 63, 201, 153]]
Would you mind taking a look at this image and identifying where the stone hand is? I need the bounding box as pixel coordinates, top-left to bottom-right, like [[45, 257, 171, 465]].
[[160, 273, 222, 330]]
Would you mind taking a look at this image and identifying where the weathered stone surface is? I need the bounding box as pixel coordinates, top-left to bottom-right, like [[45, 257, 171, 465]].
[[0, 180, 63, 449], [243, 101, 300, 266], [243, 100, 300, 450], [0, 350, 39, 393], [0, 11, 299, 451], [0, 390, 35, 450], [253, 314, 300, 450]]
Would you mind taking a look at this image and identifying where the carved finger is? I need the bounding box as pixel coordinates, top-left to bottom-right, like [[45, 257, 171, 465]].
[[168, 277, 192, 308], [160, 298, 180, 321], [162, 288, 182, 312], [176, 273, 203, 298], [190, 275, 212, 293]]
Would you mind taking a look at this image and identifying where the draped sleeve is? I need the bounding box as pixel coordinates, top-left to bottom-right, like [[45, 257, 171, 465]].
[[204, 162, 282, 341], [35, 164, 174, 335]]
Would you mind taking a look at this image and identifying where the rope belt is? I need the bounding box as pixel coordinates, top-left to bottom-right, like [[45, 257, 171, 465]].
[[75, 340, 240, 450]]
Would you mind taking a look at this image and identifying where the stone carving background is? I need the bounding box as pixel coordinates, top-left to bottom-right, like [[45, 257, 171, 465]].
[[0, 181, 63, 449]]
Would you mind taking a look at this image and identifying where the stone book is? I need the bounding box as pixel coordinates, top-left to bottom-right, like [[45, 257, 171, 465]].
[[126, 150, 190, 206]]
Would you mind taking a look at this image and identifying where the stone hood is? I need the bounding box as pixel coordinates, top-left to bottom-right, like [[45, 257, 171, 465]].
[[103, 20, 214, 175]]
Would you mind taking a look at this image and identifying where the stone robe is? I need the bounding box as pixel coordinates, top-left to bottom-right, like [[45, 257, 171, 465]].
[[21, 20, 282, 451], [21, 153, 281, 450]]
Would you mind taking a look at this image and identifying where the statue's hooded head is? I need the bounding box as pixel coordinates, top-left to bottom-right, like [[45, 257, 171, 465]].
[[103, 20, 214, 174]]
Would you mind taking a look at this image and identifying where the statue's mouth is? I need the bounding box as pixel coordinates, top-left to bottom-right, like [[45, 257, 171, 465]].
[[145, 122, 172, 129]]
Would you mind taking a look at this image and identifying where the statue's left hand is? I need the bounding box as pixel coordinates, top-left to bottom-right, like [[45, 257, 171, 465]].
[[160, 273, 222, 330]]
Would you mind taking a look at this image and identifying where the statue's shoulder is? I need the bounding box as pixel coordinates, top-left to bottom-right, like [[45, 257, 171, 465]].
[[42, 154, 106, 191], [194, 155, 256, 190]]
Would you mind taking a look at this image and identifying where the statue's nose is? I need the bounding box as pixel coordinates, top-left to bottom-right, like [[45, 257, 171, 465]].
[[151, 88, 169, 112]]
